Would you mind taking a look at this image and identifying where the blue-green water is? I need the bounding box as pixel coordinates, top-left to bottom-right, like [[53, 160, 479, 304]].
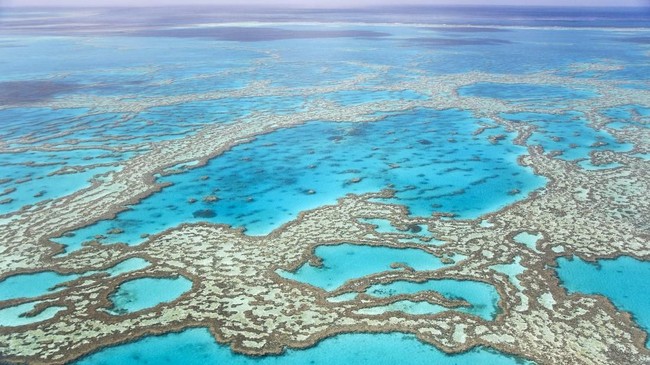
[[0, 300, 66, 327], [56, 108, 545, 250], [364, 279, 500, 320], [72, 328, 533, 365], [459, 83, 597, 109], [359, 218, 445, 245], [0, 271, 79, 302], [513, 232, 542, 252], [0, 149, 127, 215], [556, 256, 650, 347], [278, 244, 449, 291], [501, 112, 633, 161], [107, 276, 193, 314], [1, 6, 649, 364], [0, 258, 150, 302], [603, 105, 650, 130]]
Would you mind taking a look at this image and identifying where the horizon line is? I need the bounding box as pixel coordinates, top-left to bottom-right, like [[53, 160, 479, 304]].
[[3, 4, 649, 9]]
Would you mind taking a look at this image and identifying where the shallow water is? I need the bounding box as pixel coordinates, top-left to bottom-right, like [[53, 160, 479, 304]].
[[107, 276, 193, 314], [459, 82, 597, 109], [490, 257, 526, 291], [56, 108, 545, 250], [514, 232, 542, 252], [603, 105, 650, 130], [0, 301, 66, 327], [0, 258, 150, 302], [278, 243, 449, 291], [0, 271, 79, 302], [358, 218, 445, 245], [501, 111, 633, 160], [556, 256, 650, 347], [364, 278, 500, 320], [72, 328, 533, 365]]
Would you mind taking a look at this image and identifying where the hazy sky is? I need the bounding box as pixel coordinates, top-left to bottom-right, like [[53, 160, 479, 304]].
[[4, 0, 650, 7]]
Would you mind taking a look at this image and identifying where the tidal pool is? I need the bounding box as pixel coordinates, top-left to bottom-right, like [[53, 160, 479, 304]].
[[514, 232, 542, 252]]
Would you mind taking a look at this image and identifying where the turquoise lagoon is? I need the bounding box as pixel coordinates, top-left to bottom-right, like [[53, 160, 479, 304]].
[[0, 301, 66, 327], [359, 218, 445, 245], [278, 243, 450, 291], [72, 328, 532, 365], [501, 111, 633, 161], [513, 232, 542, 252], [557, 256, 650, 347], [0, 271, 79, 302], [0, 300, 67, 327], [0, 258, 150, 327], [107, 276, 193, 314], [57, 108, 545, 250], [0, 97, 306, 215], [279, 244, 497, 320], [0, 258, 150, 302]]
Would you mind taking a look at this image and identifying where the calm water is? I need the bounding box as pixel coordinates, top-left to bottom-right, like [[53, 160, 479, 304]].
[[107, 276, 193, 314], [72, 328, 533, 365], [0, 258, 150, 302], [56, 108, 545, 250], [1, 5, 648, 364], [556, 256, 650, 347], [364, 279, 500, 320], [0, 258, 151, 328], [278, 243, 451, 291]]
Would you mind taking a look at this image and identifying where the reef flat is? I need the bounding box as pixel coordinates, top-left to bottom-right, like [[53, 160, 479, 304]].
[[0, 6, 649, 365]]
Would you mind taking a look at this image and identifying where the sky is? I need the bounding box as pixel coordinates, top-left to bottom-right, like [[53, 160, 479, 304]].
[[3, 0, 650, 7]]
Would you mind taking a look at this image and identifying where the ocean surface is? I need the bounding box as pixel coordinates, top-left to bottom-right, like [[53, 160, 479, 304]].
[[0, 5, 649, 365]]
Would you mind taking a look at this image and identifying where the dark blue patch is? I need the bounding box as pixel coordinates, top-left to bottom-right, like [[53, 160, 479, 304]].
[[192, 209, 216, 218], [0, 81, 81, 105]]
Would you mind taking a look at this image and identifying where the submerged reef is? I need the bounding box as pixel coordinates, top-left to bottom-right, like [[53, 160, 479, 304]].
[[0, 61, 648, 365], [0, 15, 649, 365]]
